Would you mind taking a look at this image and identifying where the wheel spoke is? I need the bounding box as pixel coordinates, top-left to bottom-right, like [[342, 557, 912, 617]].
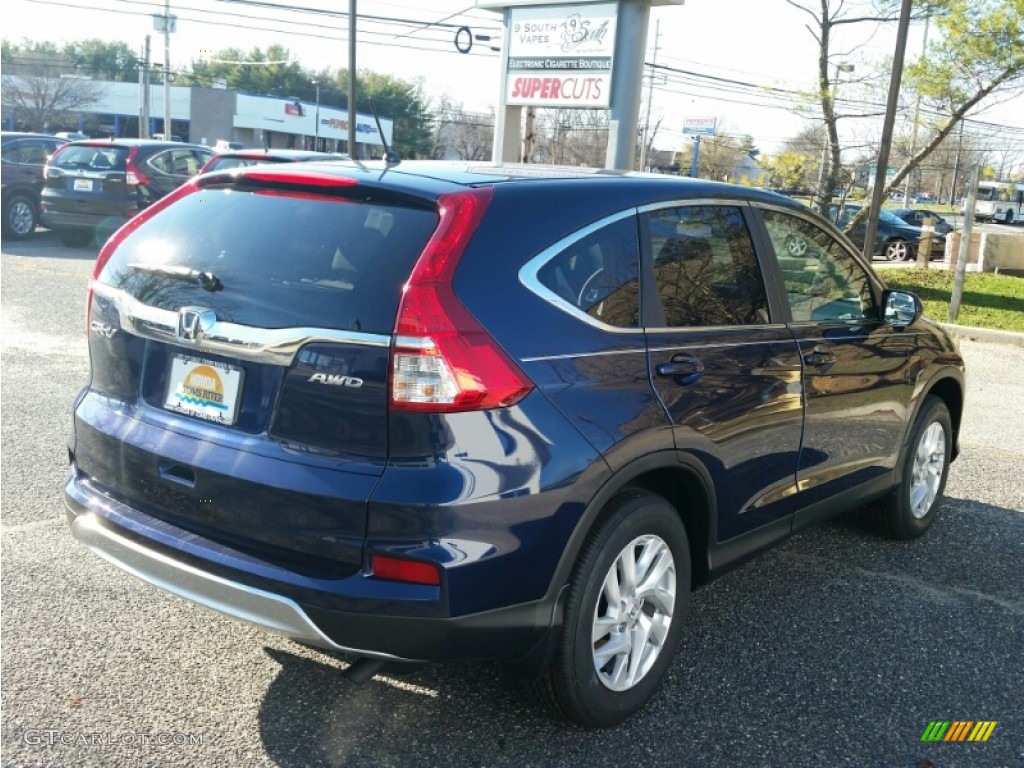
[[592, 615, 618, 644], [593, 631, 630, 667]]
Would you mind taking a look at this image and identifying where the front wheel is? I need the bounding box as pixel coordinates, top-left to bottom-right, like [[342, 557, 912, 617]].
[[863, 396, 952, 539], [885, 239, 910, 261], [531, 489, 690, 727]]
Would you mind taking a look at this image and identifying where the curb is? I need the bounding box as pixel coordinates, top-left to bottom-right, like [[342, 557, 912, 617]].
[[939, 323, 1024, 348]]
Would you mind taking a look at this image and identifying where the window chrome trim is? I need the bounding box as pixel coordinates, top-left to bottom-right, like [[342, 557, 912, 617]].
[[518, 207, 642, 334], [521, 347, 648, 363], [636, 197, 752, 215], [91, 281, 391, 366]]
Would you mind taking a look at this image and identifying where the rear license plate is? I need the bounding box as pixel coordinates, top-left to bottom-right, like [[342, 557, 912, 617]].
[[164, 355, 244, 425], [73, 178, 93, 192]]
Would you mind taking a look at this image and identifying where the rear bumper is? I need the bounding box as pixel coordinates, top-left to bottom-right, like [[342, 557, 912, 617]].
[[40, 209, 130, 232], [64, 469, 559, 663]]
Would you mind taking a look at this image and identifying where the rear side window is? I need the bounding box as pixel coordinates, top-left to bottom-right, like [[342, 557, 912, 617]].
[[536, 216, 640, 328], [645, 205, 769, 327], [147, 148, 208, 176], [49, 145, 128, 171], [99, 186, 438, 334], [2, 139, 60, 165]]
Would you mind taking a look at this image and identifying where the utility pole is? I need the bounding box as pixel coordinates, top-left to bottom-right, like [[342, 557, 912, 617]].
[[347, 0, 357, 157], [163, 0, 172, 139], [861, 0, 912, 263], [314, 80, 320, 150], [639, 19, 660, 171], [902, 13, 930, 205]]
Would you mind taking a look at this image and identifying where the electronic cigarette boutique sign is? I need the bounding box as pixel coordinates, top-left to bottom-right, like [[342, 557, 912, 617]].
[[504, 2, 618, 108]]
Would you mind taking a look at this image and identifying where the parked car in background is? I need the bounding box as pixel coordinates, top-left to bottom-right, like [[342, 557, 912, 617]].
[[826, 204, 946, 261], [213, 139, 245, 152], [40, 139, 214, 247], [199, 148, 343, 174], [1, 132, 67, 240], [66, 162, 964, 727], [891, 208, 955, 235], [55, 131, 90, 141]]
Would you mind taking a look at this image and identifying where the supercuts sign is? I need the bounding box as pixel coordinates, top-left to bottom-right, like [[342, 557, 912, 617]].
[[504, 2, 617, 107]]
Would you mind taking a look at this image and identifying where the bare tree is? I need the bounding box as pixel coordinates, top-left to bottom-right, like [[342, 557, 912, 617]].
[[844, 0, 1024, 231], [784, 0, 928, 212], [2, 69, 104, 133], [536, 109, 609, 167], [431, 96, 494, 161]]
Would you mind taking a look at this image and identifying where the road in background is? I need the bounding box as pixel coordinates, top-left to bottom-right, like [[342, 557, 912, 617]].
[[2, 232, 1022, 767]]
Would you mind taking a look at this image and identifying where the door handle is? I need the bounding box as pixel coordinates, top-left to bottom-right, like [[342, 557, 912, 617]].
[[802, 346, 835, 368], [656, 356, 704, 385]]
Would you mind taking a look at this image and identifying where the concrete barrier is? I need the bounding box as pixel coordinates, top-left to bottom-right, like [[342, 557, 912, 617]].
[[944, 229, 1024, 272]]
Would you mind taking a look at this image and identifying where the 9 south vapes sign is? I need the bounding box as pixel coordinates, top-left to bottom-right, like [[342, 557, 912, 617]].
[[505, 3, 617, 108]]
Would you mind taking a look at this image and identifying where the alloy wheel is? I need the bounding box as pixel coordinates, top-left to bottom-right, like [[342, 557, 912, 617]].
[[592, 534, 676, 692], [910, 421, 946, 519]]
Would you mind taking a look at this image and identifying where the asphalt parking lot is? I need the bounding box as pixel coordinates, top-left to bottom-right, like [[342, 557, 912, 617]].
[[2, 230, 1022, 768]]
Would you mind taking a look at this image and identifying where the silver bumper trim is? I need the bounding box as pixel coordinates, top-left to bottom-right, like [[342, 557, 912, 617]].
[[70, 512, 407, 661]]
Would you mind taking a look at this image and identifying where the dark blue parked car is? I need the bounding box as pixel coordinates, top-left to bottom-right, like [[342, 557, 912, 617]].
[[66, 162, 965, 727]]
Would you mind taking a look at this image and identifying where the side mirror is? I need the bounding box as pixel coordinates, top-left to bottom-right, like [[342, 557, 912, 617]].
[[883, 289, 921, 327]]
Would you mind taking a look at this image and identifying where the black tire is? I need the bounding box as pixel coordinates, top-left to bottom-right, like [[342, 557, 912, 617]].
[[2, 194, 37, 240], [59, 229, 93, 248], [863, 396, 952, 539], [885, 239, 910, 261], [531, 489, 691, 728]]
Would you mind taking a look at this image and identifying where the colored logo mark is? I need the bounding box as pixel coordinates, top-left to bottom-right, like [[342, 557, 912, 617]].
[[920, 721, 997, 742], [177, 365, 226, 410]]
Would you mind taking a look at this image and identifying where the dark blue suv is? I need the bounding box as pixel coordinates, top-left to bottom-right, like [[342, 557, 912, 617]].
[[65, 162, 965, 727]]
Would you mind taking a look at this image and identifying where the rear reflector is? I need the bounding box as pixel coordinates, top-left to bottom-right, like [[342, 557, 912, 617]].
[[371, 555, 441, 586], [390, 187, 534, 412]]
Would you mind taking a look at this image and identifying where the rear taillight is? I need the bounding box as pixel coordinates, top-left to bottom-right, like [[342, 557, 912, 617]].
[[86, 178, 201, 335], [125, 146, 149, 188], [390, 187, 534, 412]]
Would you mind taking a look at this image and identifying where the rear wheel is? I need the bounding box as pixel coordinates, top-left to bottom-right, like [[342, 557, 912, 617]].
[[2, 194, 37, 240], [863, 396, 951, 539], [532, 489, 690, 727], [885, 239, 910, 261], [59, 229, 93, 248]]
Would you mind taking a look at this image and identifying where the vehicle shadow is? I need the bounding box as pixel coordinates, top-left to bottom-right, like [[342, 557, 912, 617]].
[[1, 229, 101, 260], [255, 498, 1023, 767]]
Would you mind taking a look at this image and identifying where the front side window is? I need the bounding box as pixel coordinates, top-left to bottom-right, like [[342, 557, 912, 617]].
[[762, 209, 877, 323], [536, 216, 640, 328], [645, 205, 769, 327]]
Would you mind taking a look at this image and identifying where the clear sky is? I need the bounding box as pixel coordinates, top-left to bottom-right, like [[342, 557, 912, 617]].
[[2, 0, 1022, 158]]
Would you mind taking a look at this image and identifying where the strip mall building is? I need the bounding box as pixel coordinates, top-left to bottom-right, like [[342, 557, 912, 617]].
[[2, 78, 393, 155]]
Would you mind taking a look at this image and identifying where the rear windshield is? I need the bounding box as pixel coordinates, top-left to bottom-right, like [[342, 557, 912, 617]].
[[99, 186, 439, 334], [51, 144, 128, 171]]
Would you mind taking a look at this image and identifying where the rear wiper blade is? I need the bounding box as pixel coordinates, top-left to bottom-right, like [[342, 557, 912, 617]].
[[128, 263, 223, 292]]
